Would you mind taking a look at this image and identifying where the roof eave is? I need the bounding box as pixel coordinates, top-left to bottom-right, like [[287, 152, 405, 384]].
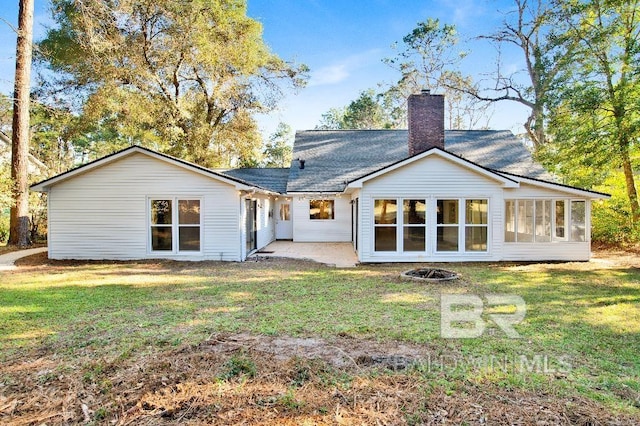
[[499, 172, 611, 199], [30, 146, 266, 193]]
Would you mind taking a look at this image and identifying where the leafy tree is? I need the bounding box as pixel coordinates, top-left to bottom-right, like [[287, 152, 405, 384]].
[[543, 0, 640, 225], [342, 89, 391, 129], [38, 0, 308, 168], [262, 122, 293, 168], [315, 89, 393, 130], [463, 0, 578, 148], [383, 18, 492, 130], [315, 107, 346, 130]]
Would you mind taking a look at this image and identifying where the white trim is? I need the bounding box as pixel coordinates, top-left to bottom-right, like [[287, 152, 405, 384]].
[[347, 149, 520, 189], [308, 198, 337, 221], [502, 174, 610, 199], [370, 196, 492, 257], [147, 196, 204, 256], [505, 197, 590, 244]]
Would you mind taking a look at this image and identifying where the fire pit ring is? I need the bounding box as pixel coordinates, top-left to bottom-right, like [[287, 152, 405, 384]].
[[400, 268, 460, 282]]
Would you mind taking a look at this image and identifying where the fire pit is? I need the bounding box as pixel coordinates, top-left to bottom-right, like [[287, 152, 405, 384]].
[[400, 268, 460, 282]]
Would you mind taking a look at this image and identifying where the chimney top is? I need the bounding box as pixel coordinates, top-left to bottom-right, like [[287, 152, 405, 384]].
[[408, 91, 445, 156]]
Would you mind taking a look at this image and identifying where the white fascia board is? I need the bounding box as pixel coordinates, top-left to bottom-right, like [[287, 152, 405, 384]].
[[504, 174, 611, 199]]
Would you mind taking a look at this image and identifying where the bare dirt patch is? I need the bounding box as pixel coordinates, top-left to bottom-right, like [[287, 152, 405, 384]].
[[2, 334, 638, 425]]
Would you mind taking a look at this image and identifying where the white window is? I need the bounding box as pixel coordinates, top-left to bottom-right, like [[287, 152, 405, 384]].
[[151, 200, 173, 251], [516, 200, 534, 242], [555, 200, 566, 240], [465, 199, 488, 251], [505, 200, 516, 242], [309, 199, 334, 220], [505, 199, 586, 243], [374, 199, 397, 251], [571, 201, 586, 241], [403, 199, 426, 252], [535, 200, 552, 242], [150, 198, 201, 253], [437, 199, 459, 252]]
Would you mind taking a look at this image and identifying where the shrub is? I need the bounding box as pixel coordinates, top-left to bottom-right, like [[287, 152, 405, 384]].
[[591, 173, 640, 245], [0, 213, 8, 243]]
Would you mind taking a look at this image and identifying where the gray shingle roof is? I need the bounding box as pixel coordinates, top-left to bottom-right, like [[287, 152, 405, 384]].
[[286, 129, 554, 192], [220, 168, 289, 193]]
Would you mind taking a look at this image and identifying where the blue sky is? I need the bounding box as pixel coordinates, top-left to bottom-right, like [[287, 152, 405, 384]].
[[0, 0, 530, 137]]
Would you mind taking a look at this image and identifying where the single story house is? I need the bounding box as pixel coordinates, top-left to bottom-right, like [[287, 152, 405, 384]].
[[31, 91, 609, 262]]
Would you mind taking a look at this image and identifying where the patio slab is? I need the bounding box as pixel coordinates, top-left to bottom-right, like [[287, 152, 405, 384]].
[[251, 241, 358, 267]]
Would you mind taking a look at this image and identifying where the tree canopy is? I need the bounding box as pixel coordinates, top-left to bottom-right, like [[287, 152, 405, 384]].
[[38, 0, 308, 167], [315, 90, 394, 130]]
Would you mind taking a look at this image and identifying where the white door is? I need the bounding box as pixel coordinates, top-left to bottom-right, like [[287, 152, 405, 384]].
[[275, 199, 293, 240]]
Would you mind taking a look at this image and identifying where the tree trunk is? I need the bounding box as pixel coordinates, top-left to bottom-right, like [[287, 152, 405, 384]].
[[8, 0, 34, 248], [621, 148, 640, 225], [525, 103, 546, 150]]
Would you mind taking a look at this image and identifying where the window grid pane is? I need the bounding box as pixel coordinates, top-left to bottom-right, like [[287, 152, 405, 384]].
[[374, 200, 397, 224], [403, 227, 425, 252], [571, 201, 586, 242], [465, 227, 487, 251], [505, 200, 515, 242], [555, 200, 566, 239], [437, 200, 458, 224], [516, 200, 534, 242], [403, 200, 426, 224], [179, 226, 200, 251], [151, 200, 172, 225], [465, 200, 487, 224], [437, 227, 459, 251], [178, 200, 200, 224], [151, 226, 172, 251], [375, 226, 397, 251], [535, 200, 551, 242]]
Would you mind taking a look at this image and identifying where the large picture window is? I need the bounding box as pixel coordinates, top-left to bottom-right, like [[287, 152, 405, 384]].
[[309, 199, 334, 220], [374, 199, 397, 251], [150, 198, 201, 252]]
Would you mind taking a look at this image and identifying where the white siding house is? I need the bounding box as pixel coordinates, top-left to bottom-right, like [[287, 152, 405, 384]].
[[32, 91, 608, 263], [32, 148, 277, 261]]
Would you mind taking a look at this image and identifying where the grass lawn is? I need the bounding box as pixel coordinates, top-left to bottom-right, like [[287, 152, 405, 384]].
[[1, 252, 639, 424]]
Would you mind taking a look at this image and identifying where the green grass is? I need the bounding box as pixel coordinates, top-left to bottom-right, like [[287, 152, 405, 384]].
[[1, 258, 639, 413]]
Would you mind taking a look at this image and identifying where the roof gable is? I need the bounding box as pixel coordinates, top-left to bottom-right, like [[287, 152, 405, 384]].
[[347, 147, 519, 189], [30, 146, 259, 192]]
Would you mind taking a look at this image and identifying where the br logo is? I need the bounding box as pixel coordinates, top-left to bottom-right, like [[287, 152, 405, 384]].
[[440, 294, 526, 339]]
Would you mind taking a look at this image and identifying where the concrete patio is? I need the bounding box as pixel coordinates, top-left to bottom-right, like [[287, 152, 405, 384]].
[[251, 241, 358, 267]]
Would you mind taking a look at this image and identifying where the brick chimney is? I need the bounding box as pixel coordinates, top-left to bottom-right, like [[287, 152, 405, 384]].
[[408, 89, 445, 156]]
